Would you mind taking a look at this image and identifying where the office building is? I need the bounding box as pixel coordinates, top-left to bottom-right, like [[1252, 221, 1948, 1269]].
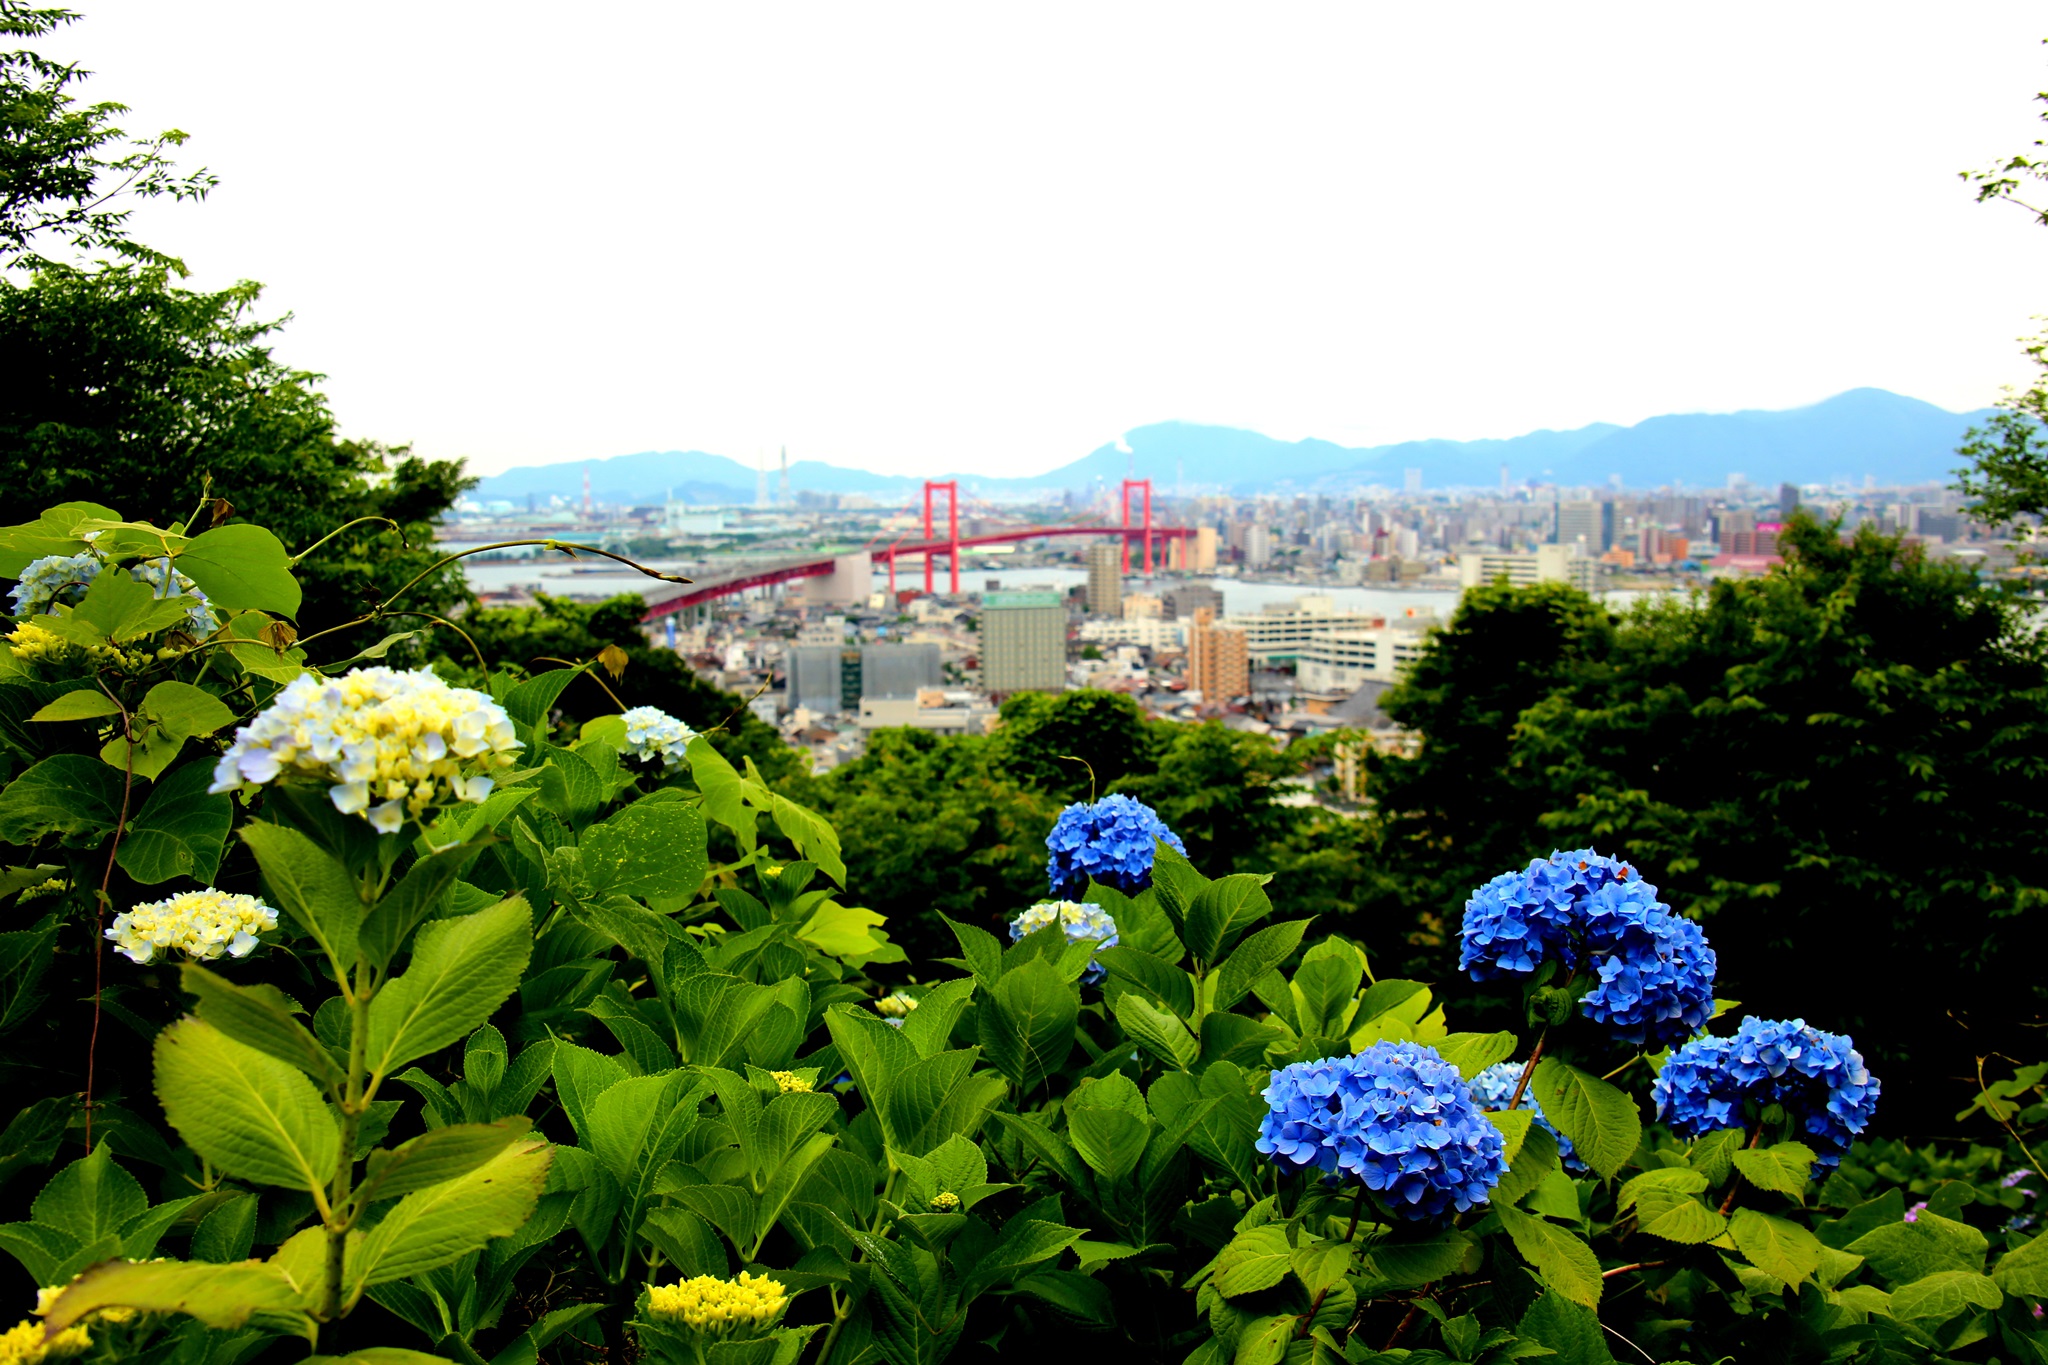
[[1214, 596, 1382, 664], [1085, 543, 1123, 617], [1295, 616, 1437, 693], [1163, 583, 1224, 620], [980, 591, 1066, 693], [786, 643, 941, 715], [1556, 500, 1615, 553], [1192, 526, 1219, 572], [1121, 593, 1163, 620], [1244, 524, 1275, 568], [1457, 545, 1602, 592], [1187, 608, 1249, 704]]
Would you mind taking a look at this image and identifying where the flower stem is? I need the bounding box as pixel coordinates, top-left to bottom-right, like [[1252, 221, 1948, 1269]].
[[1507, 1029, 1548, 1112]]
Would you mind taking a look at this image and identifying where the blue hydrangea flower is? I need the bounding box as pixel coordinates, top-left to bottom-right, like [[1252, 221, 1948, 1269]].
[[1652, 1017, 1881, 1170], [1256, 1042, 1507, 1220], [1044, 795, 1186, 897], [1009, 900, 1119, 984], [1465, 1061, 1584, 1173], [1459, 849, 1717, 1049], [9, 549, 216, 635]]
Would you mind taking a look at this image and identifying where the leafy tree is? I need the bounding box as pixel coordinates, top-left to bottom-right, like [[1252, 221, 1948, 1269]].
[[0, 264, 473, 642], [984, 688, 1157, 801], [1116, 721, 1295, 872], [1, 1, 215, 270]]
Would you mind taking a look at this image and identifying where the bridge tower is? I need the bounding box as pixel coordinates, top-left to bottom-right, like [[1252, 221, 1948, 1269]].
[[1121, 478, 1154, 575], [923, 480, 960, 595]]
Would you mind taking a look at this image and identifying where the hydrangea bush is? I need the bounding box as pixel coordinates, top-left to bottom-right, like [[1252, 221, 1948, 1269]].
[[1, 502, 2040, 1365]]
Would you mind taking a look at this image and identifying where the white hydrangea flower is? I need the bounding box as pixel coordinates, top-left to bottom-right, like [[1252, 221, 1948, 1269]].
[[1009, 899, 1120, 984], [8, 550, 217, 636], [620, 705, 698, 772], [209, 666, 523, 831], [106, 890, 279, 964]]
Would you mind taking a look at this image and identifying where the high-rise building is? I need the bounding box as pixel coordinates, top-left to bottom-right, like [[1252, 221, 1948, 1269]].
[[1458, 545, 1602, 592], [1085, 543, 1123, 617], [1192, 526, 1219, 572], [1244, 525, 1275, 568], [786, 643, 941, 714], [1404, 468, 1423, 495], [980, 591, 1066, 694], [1556, 500, 1614, 553], [1187, 608, 1249, 704], [1778, 483, 1800, 519], [1163, 583, 1224, 621]]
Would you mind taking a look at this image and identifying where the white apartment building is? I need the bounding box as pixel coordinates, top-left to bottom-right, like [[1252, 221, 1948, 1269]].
[[1216, 595, 1383, 663], [1296, 619, 1436, 693], [1457, 544, 1602, 592], [1078, 617, 1187, 649]]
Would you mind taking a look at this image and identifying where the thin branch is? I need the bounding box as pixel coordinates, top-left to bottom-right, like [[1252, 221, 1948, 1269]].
[[84, 682, 138, 1150]]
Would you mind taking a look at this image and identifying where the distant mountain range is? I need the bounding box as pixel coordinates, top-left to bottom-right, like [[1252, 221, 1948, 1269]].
[[469, 388, 2001, 507]]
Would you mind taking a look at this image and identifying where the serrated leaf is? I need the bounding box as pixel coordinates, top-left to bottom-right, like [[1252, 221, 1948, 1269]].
[[1847, 1210, 1988, 1285], [1114, 991, 1199, 1070], [981, 956, 1078, 1092], [40, 1257, 312, 1334], [347, 1138, 552, 1289], [29, 689, 120, 721], [1496, 1202, 1601, 1307], [1730, 1207, 1823, 1286], [367, 897, 533, 1080], [180, 964, 341, 1086], [1485, 1108, 1536, 1166], [1733, 1142, 1817, 1197], [0, 754, 125, 848], [1530, 1058, 1640, 1180], [582, 799, 708, 901], [178, 524, 302, 615], [355, 1119, 532, 1204], [1436, 1031, 1520, 1079], [117, 760, 233, 884], [1211, 1224, 1294, 1297], [241, 822, 365, 973], [1992, 1228, 2048, 1296], [154, 1017, 339, 1194], [1213, 918, 1311, 1011], [1887, 1269, 2002, 1322], [1181, 872, 1274, 965]]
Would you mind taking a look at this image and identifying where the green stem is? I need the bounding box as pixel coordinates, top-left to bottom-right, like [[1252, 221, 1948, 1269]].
[[1507, 1028, 1548, 1112], [323, 960, 372, 1324], [288, 516, 404, 568]]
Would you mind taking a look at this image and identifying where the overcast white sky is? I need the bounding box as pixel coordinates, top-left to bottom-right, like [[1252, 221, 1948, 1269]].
[[45, 3, 2048, 477]]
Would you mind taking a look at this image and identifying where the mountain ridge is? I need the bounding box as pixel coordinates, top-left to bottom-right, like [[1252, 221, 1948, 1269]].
[[469, 388, 2000, 507]]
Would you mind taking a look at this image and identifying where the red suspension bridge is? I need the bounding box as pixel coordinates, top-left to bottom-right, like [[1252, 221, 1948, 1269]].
[[639, 478, 1190, 622]]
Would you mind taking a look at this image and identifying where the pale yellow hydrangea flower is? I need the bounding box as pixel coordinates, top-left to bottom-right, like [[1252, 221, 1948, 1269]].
[[210, 666, 522, 833], [0, 1317, 89, 1365], [106, 890, 278, 964], [771, 1071, 812, 1094]]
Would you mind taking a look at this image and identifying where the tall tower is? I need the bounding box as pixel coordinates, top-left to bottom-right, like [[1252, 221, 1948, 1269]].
[[779, 446, 791, 506], [583, 463, 592, 515]]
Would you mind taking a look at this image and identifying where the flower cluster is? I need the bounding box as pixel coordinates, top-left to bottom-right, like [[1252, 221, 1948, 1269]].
[[105, 890, 278, 965], [770, 1071, 812, 1094], [1465, 1061, 1583, 1172], [210, 667, 522, 832], [875, 991, 919, 1021], [1459, 849, 1718, 1048], [1257, 1042, 1506, 1219], [3, 622, 149, 676], [0, 1317, 90, 1365], [1045, 794, 1186, 897], [8, 551, 215, 636], [620, 706, 697, 772], [1652, 1017, 1881, 1169], [1009, 900, 1119, 984], [644, 1272, 788, 1339]]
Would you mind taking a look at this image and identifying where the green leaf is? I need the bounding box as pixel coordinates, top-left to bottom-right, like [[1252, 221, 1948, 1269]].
[[347, 1138, 552, 1289], [1495, 1203, 1602, 1307], [1113, 992, 1199, 1070], [143, 679, 236, 738], [1887, 1269, 2002, 1322], [1436, 1032, 1520, 1079], [118, 759, 233, 884], [1730, 1207, 1824, 1287], [1847, 1210, 1989, 1284], [766, 791, 847, 887], [367, 897, 534, 1080], [241, 822, 366, 974], [178, 523, 303, 615], [191, 1193, 259, 1263], [180, 964, 341, 1086], [1733, 1142, 1817, 1198], [1097, 945, 1194, 1017], [981, 957, 1079, 1092], [1484, 1109, 1536, 1166], [1992, 1229, 2048, 1297], [1490, 1124, 1560, 1208], [29, 689, 119, 721], [687, 736, 755, 847], [355, 1119, 534, 1205], [32, 1143, 147, 1244], [358, 842, 477, 970], [1517, 1293, 1614, 1365], [1213, 917, 1311, 1011], [0, 754, 126, 848], [40, 1257, 313, 1334], [1181, 872, 1274, 965], [580, 798, 708, 901], [73, 568, 195, 642], [1529, 1058, 1641, 1181], [154, 1017, 340, 1195], [1211, 1224, 1294, 1297], [0, 502, 118, 578], [504, 667, 585, 741]]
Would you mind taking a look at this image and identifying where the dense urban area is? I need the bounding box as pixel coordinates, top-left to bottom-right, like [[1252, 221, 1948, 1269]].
[[443, 475, 2010, 779]]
